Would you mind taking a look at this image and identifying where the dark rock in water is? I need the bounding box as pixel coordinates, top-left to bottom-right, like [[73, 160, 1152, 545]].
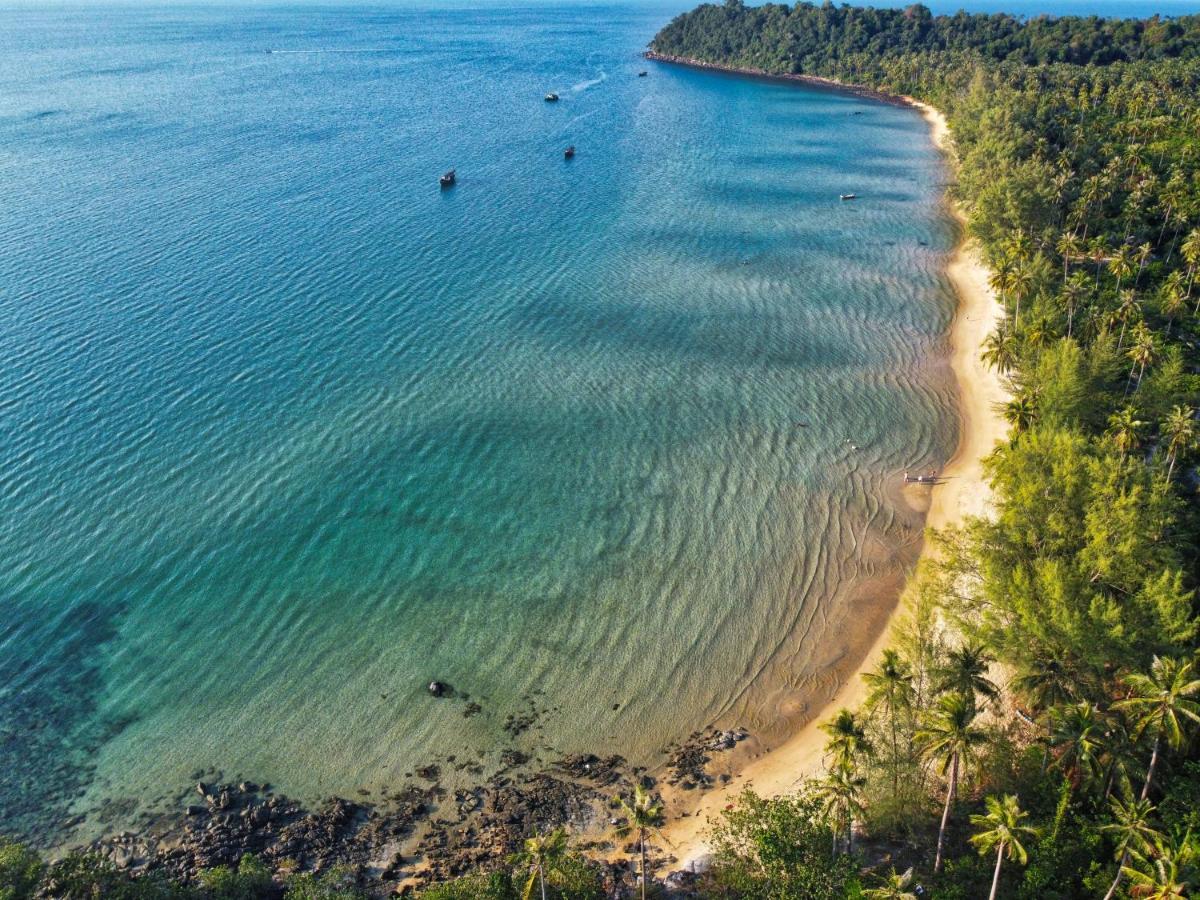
[[195, 782, 208, 797], [428, 680, 450, 698], [185, 805, 206, 817]]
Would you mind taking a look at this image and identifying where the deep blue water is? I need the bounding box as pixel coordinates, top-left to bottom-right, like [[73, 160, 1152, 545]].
[[3, 1, 968, 844]]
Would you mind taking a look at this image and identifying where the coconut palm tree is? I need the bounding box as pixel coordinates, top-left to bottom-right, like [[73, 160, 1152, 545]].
[[1049, 702, 1104, 790], [1123, 833, 1197, 900], [1134, 242, 1153, 285], [935, 643, 999, 707], [1182, 228, 1200, 300], [510, 828, 569, 900], [1101, 794, 1163, 900], [1106, 406, 1145, 460], [1109, 244, 1136, 291], [1057, 231, 1082, 280], [982, 329, 1020, 373], [1113, 289, 1142, 351], [1126, 321, 1157, 393], [863, 867, 918, 900], [616, 784, 665, 900], [970, 794, 1040, 900], [916, 692, 988, 873], [1011, 657, 1077, 714], [1114, 656, 1200, 801], [1004, 392, 1039, 436], [1162, 405, 1197, 480], [864, 649, 914, 793], [820, 708, 873, 771], [817, 761, 867, 856], [1159, 273, 1187, 335], [1060, 272, 1091, 339]]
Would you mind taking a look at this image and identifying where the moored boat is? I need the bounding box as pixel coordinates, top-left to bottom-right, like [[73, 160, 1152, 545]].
[[840, 193, 857, 201], [638, 70, 648, 76], [440, 169, 456, 188], [564, 145, 575, 159], [544, 92, 559, 102]]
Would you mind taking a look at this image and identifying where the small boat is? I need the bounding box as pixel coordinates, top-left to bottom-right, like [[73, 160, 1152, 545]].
[[440, 169, 456, 188], [840, 193, 858, 201], [544, 92, 559, 102], [564, 145, 575, 159], [638, 70, 648, 77], [904, 470, 941, 485]]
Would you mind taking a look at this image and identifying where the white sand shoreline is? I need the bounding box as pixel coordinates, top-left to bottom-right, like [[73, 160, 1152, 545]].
[[655, 100, 1011, 870]]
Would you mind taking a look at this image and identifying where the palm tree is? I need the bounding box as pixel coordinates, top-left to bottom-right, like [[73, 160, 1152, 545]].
[[1182, 228, 1200, 300], [1004, 392, 1039, 436], [820, 708, 873, 771], [1057, 231, 1082, 280], [1113, 289, 1142, 351], [1123, 833, 1196, 900], [1109, 244, 1135, 291], [1101, 794, 1163, 900], [1024, 315, 1056, 355], [970, 794, 1040, 900], [982, 329, 1020, 373], [1114, 656, 1200, 801], [1134, 242, 1153, 285], [1162, 405, 1197, 480], [864, 649, 914, 793], [1060, 272, 1091, 339], [1126, 321, 1157, 393], [510, 828, 569, 900], [1107, 406, 1145, 460], [935, 643, 999, 707], [817, 761, 867, 856], [616, 785, 665, 900], [1159, 273, 1187, 335], [916, 692, 988, 873], [863, 867, 918, 900], [1011, 657, 1077, 714], [1049, 702, 1104, 790]]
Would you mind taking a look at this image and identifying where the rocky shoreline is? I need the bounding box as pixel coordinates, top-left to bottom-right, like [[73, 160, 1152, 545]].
[[76, 725, 749, 896]]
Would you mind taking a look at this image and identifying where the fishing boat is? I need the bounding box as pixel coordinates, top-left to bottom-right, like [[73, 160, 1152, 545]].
[[564, 145, 575, 159], [440, 169, 456, 188], [840, 193, 858, 201], [638, 70, 648, 77], [544, 92, 559, 102], [904, 470, 941, 484]]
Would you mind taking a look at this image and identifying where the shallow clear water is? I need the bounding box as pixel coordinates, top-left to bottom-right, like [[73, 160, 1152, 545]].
[[0, 2, 961, 843]]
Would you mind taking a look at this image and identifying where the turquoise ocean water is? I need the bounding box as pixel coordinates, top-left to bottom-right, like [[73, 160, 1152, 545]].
[[0, 2, 969, 844]]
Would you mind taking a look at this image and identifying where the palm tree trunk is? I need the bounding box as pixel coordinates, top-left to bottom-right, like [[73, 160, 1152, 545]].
[[541, 870, 547, 900], [934, 752, 958, 873], [1168, 452, 1177, 481], [989, 843, 1005, 900], [1140, 736, 1160, 801], [1103, 849, 1130, 900], [640, 831, 647, 900]]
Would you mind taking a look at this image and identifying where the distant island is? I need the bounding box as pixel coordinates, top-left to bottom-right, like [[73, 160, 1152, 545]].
[[5, 4, 1200, 899]]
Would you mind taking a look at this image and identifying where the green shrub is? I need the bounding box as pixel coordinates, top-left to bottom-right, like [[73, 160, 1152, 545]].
[[416, 871, 517, 900], [0, 839, 43, 900], [198, 855, 274, 899]]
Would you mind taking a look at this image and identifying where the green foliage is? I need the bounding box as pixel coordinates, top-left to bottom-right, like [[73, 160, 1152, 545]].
[[0, 838, 43, 900], [198, 855, 274, 899], [416, 871, 518, 900], [702, 789, 861, 898], [283, 866, 365, 899], [38, 852, 195, 899]]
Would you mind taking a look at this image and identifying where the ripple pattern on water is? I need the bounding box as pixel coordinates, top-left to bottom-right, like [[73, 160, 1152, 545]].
[[0, 3, 957, 842]]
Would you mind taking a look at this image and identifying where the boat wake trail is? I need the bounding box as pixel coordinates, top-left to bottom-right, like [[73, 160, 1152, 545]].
[[266, 48, 394, 54], [571, 69, 607, 92]]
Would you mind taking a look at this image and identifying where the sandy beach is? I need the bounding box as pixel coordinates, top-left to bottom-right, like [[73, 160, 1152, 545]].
[[656, 101, 1010, 869]]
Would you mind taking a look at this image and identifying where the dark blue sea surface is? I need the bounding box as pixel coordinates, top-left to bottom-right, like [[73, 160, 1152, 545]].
[[0, 2, 969, 843]]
